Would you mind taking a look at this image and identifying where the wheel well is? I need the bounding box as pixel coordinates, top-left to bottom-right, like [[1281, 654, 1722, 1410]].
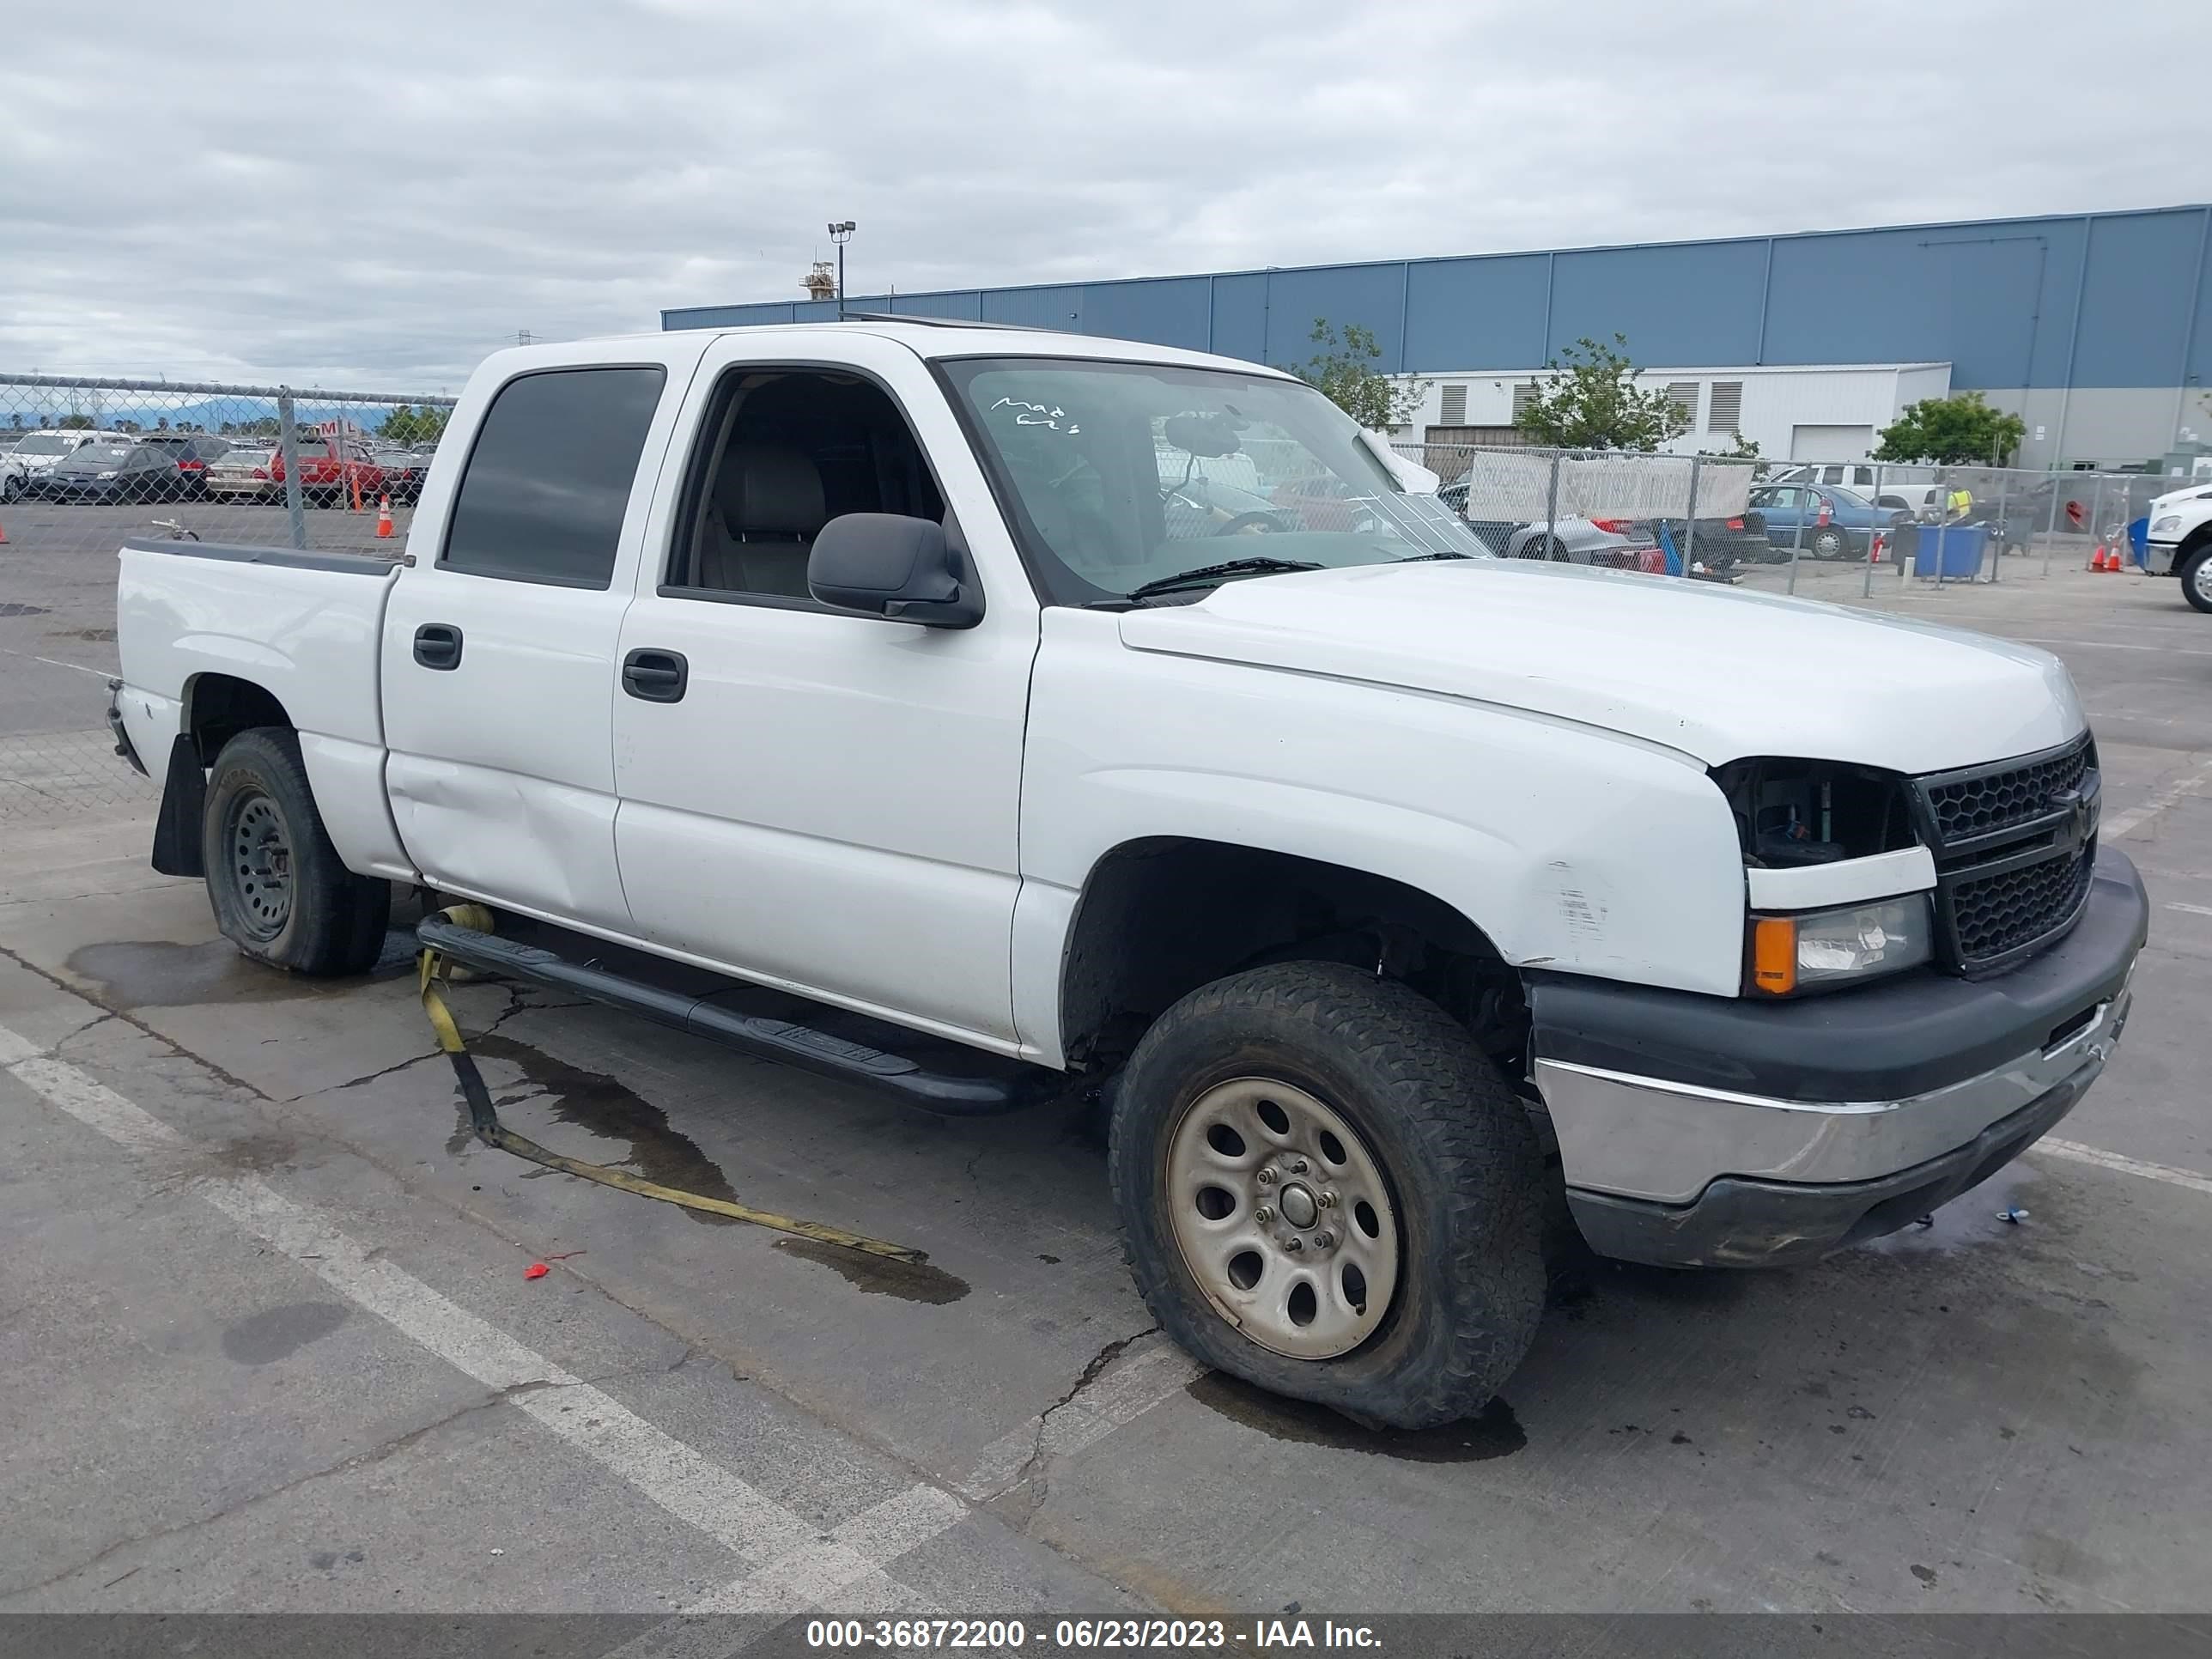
[[1060, 838, 1527, 1075], [185, 674, 293, 763], [2179, 525, 2212, 560]]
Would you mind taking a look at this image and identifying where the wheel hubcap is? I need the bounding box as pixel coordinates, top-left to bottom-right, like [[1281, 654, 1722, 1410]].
[[1165, 1078, 1401, 1360], [2193, 558, 2212, 605], [229, 793, 294, 939]]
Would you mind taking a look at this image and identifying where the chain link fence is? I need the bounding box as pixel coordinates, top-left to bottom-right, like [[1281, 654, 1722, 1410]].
[[0, 374, 455, 824], [1398, 441, 2193, 597]]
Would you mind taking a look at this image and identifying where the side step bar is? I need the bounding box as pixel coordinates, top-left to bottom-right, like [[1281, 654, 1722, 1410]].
[[416, 915, 1068, 1117]]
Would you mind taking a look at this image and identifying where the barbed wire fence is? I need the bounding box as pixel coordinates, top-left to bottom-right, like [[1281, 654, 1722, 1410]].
[[0, 374, 456, 824]]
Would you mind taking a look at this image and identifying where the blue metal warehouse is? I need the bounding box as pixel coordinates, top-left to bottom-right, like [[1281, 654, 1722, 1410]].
[[665, 204, 2212, 471]]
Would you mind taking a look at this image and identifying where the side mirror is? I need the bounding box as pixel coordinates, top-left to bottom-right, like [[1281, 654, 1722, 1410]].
[[807, 513, 982, 628]]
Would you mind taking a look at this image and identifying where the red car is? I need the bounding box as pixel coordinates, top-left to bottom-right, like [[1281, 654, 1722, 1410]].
[[275, 435, 386, 506]]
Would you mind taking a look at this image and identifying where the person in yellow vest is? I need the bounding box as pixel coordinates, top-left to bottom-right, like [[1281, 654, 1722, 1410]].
[[1946, 485, 1973, 522]]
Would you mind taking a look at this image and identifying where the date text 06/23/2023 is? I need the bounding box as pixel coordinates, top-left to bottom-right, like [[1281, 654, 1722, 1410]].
[[803, 1619, 1383, 1650]]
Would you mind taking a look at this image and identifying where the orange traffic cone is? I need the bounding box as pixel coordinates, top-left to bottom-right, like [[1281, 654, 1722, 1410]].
[[2090, 548, 2108, 570], [0, 518, 9, 544], [375, 495, 393, 539]]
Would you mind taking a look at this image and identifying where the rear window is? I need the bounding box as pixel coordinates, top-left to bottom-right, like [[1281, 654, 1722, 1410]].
[[441, 367, 665, 587]]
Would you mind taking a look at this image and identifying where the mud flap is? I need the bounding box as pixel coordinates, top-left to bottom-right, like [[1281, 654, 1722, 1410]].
[[150, 736, 207, 878]]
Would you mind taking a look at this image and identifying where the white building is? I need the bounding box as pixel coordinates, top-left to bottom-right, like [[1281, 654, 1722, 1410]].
[[1395, 362, 1954, 462]]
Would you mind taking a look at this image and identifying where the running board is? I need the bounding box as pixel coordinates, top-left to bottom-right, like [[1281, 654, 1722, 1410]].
[[416, 915, 1066, 1116]]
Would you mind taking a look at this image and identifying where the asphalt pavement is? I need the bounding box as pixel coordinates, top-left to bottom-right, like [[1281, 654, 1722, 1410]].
[[2, 508, 2209, 1624]]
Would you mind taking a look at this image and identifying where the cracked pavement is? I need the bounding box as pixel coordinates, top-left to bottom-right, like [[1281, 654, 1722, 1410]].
[[3, 562, 2212, 1614]]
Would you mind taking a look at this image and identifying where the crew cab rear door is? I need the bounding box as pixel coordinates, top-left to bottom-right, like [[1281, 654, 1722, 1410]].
[[380, 342, 699, 927], [608, 329, 1039, 1049]]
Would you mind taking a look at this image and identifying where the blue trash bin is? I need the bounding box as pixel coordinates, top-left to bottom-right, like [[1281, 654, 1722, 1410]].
[[1911, 523, 1987, 579]]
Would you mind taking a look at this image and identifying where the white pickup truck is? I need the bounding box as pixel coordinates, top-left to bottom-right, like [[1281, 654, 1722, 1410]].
[[111, 320, 2147, 1428], [2144, 480, 2212, 611]]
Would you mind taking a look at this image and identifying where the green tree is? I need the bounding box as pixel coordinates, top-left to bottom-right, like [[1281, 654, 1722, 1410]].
[[1875, 392, 2027, 465], [1514, 335, 1686, 452], [378, 404, 449, 446], [1291, 319, 1426, 432], [58, 414, 94, 429]]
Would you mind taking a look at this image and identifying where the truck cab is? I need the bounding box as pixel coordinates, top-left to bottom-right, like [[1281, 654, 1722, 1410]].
[[2145, 481, 2212, 611], [110, 321, 2148, 1430]]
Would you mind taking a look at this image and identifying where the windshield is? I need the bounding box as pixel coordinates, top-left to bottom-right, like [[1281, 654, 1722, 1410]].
[[76, 444, 132, 464], [940, 357, 1486, 605], [14, 434, 72, 455]]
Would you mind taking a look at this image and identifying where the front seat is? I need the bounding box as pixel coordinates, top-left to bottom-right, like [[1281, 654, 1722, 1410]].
[[698, 444, 827, 598]]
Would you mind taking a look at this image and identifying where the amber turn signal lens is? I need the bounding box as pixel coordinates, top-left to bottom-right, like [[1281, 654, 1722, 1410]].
[[1752, 917, 1798, 995]]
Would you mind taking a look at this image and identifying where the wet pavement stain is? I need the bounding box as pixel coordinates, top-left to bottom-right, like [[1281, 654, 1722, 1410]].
[[68, 933, 416, 1011], [465, 1032, 743, 1227], [1184, 1371, 1527, 1462], [222, 1301, 351, 1364], [47, 626, 116, 641], [0, 602, 52, 617], [775, 1237, 970, 1304]]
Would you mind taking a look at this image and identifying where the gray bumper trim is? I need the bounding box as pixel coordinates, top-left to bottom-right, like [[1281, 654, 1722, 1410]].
[[1534, 981, 2130, 1205]]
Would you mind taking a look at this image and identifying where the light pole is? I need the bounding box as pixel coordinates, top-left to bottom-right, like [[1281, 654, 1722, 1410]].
[[828, 221, 855, 313]]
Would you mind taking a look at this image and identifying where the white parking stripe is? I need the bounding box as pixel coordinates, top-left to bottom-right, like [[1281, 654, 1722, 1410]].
[[2037, 1138, 2212, 1199], [2166, 902, 2212, 918], [0, 1019, 945, 1598], [2103, 755, 2212, 841], [954, 1344, 1203, 1502]]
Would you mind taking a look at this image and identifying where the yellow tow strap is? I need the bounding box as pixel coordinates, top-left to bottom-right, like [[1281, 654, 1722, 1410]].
[[417, 906, 926, 1263]]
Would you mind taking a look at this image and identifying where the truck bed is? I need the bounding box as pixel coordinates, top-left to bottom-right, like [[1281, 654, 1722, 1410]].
[[114, 537, 412, 879]]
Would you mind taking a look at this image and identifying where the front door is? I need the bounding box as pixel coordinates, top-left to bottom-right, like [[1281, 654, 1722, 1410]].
[[610, 334, 1037, 1049], [381, 356, 688, 929]]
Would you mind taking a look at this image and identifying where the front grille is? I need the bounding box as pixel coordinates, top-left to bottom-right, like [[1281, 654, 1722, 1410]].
[[1948, 847, 2095, 964], [1913, 732, 2100, 975], [1924, 736, 2092, 845]]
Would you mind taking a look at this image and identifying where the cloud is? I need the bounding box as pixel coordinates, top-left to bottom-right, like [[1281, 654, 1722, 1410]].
[[3, 0, 2200, 390]]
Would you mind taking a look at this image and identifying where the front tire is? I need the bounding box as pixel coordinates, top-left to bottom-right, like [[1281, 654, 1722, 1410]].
[[1808, 526, 1849, 559], [1109, 962, 1546, 1429], [2181, 544, 2212, 614], [202, 729, 389, 975]]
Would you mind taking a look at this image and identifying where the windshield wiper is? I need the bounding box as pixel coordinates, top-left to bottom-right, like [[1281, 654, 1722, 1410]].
[[1123, 556, 1325, 601], [1391, 550, 1473, 562]]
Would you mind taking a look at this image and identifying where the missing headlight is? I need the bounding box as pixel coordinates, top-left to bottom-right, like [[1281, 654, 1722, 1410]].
[[1712, 757, 1917, 868]]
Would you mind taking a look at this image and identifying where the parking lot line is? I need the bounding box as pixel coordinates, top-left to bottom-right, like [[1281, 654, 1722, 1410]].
[[2036, 1139, 2212, 1199], [2166, 902, 2212, 918], [2104, 754, 2212, 841], [0, 1015, 957, 1601]]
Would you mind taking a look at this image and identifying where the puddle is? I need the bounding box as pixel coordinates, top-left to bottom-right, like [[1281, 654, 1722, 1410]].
[[465, 1032, 744, 1228], [0, 602, 52, 617], [775, 1237, 971, 1304], [221, 1301, 351, 1365], [67, 933, 416, 1011], [1184, 1370, 1526, 1462]]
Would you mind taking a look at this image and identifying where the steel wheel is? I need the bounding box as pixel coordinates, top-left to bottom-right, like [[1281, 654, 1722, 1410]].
[[226, 790, 295, 940], [1165, 1076, 1401, 1360], [2190, 549, 2212, 611]]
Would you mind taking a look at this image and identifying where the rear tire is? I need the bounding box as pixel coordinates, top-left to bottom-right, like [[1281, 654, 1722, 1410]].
[[202, 728, 389, 975], [1808, 526, 1849, 559], [2181, 544, 2212, 614], [1109, 962, 1546, 1430]]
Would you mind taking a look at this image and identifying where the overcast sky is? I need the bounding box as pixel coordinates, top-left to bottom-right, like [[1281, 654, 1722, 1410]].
[[3, 0, 2202, 392]]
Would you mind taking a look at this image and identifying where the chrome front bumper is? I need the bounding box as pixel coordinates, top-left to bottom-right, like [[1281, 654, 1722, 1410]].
[[1534, 982, 2130, 1206], [2144, 539, 2179, 575]]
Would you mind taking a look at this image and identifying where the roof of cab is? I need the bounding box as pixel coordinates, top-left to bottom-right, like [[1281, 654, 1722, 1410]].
[[691, 316, 1292, 378]]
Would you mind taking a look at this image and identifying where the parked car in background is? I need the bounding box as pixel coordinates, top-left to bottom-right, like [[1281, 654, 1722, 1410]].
[[3, 429, 132, 501], [29, 441, 186, 503], [137, 434, 233, 498], [1613, 513, 1770, 580], [1746, 483, 1909, 559], [277, 435, 386, 506], [371, 447, 432, 504], [203, 442, 281, 500], [1462, 515, 1667, 571]]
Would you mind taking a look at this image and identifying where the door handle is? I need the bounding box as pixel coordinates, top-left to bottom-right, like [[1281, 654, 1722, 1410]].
[[622, 647, 689, 703], [412, 623, 463, 671]]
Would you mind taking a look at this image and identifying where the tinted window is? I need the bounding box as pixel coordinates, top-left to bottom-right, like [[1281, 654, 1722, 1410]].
[[441, 366, 665, 586]]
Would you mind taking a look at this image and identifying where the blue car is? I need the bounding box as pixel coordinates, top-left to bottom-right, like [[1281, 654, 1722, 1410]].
[[1747, 483, 1910, 561]]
